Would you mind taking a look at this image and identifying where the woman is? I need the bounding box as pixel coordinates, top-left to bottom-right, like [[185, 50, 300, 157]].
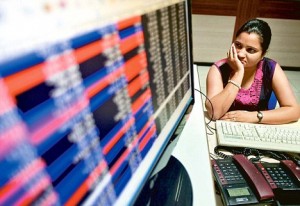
[[205, 18, 299, 124]]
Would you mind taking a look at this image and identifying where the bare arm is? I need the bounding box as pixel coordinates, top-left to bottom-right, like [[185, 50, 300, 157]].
[[205, 65, 241, 119], [205, 44, 244, 119], [260, 64, 300, 124]]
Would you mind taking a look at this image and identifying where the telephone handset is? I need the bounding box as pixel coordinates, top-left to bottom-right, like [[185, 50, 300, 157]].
[[233, 155, 275, 201], [212, 154, 300, 205]]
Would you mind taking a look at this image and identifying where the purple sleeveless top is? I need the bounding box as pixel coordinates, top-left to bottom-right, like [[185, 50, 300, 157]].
[[214, 58, 276, 111]]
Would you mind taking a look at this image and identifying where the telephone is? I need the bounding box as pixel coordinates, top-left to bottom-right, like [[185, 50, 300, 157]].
[[211, 154, 300, 205]]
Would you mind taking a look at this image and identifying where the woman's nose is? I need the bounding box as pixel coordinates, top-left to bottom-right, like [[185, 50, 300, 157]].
[[237, 48, 246, 58]]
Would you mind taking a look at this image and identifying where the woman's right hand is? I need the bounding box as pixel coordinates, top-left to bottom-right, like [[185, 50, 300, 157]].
[[227, 43, 244, 73]]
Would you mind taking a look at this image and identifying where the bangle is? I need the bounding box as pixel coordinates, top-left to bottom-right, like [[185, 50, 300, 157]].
[[228, 79, 241, 90]]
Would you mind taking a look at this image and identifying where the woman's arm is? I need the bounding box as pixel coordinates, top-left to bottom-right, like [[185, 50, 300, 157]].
[[205, 44, 244, 120], [205, 65, 239, 119], [261, 64, 300, 124]]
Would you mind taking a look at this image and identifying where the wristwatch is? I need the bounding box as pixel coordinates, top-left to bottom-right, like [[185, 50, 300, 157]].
[[257, 111, 263, 123]]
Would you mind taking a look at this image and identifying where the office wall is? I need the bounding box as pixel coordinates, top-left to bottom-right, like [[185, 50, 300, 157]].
[[192, 15, 300, 68], [191, 0, 300, 68], [192, 15, 234, 64]]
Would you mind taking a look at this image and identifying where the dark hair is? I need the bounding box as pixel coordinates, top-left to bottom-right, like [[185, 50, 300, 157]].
[[235, 19, 272, 55]]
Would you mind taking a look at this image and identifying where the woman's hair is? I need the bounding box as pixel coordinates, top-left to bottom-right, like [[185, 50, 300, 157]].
[[235, 19, 272, 55]]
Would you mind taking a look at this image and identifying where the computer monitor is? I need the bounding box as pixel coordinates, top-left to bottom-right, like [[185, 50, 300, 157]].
[[0, 0, 194, 205]]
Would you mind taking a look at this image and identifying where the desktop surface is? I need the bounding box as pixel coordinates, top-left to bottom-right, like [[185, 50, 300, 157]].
[[171, 65, 217, 206]]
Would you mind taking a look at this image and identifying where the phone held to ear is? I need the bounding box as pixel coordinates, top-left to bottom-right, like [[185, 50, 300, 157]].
[[212, 154, 300, 205]]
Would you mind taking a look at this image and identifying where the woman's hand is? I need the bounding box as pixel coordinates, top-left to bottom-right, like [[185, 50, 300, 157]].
[[220, 110, 255, 123], [227, 43, 244, 73]]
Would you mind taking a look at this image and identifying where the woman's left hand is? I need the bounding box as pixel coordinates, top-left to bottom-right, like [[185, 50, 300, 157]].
[[220, 110, 253, 123]]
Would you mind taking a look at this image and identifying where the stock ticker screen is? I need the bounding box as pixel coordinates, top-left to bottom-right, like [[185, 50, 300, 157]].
[[0, 0, 193, 205]]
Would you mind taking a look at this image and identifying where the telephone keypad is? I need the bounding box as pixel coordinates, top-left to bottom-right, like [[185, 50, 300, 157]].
[[218, 161, 246, 184], [266, 166, 297, 188]]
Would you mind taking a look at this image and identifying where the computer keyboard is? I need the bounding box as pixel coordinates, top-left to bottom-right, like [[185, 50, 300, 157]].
[[215, 120, 300, 153]]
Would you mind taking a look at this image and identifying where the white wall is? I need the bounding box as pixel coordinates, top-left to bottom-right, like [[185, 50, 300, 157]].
[[192, 14, 300, 68]]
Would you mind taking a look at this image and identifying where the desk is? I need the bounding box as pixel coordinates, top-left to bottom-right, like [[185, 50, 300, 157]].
[[173, 65, 300, 206], [172, 65, 217, 206]]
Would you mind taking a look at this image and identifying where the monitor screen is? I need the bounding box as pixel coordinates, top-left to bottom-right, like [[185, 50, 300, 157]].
[[0, 0, 194, 205]]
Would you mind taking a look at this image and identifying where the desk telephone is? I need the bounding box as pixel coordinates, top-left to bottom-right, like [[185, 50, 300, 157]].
[[212, 154, 300, 205]]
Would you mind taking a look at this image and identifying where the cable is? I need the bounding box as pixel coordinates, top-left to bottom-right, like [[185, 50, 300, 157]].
[[194, 88, 214, 123], [194, 88, 216, 135], [214, 146, 262, 161], [209, 153, 219, 160], [214, 146, 232, 159], [213, 145, 298, 163], [284, 153, 300, 166]]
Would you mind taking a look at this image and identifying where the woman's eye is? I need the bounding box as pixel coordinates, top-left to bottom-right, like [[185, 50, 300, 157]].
[[247, 48, 256, 54], [234, 43, 242, 49]]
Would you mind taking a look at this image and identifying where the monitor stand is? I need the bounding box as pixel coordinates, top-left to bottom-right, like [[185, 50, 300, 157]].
[[134, 155, 193, 206]]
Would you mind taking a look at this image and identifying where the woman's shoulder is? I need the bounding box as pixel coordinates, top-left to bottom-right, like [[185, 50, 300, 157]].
[[213, 58, 227, 68], [261, 57, 278, 79], [263, 57, 278, 67], [212, 59, 231, 82]]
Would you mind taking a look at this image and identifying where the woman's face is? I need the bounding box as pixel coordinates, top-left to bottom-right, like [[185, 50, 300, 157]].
[[234, 32, 264, 69]]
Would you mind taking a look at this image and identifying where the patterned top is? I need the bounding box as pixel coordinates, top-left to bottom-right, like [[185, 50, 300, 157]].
[[214, 58, 276, 111]]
